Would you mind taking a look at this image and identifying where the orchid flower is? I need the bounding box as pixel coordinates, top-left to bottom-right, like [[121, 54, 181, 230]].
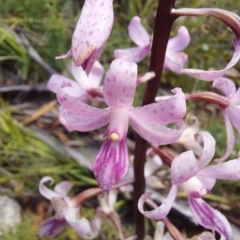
[[171, 8, 240, 80], [56, 59, 186, 190], [47, 60, 104, 102], [39, 177, 100, 238], [56, 0, 114, 73], [114, 16, 190, 73], [138, 131, 240, 240]]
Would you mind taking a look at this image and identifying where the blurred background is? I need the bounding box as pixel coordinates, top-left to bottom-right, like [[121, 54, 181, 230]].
[[0, 0, 240, 239]]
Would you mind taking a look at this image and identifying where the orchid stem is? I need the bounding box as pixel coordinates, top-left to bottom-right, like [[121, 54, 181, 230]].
[[70, 178, 134, 207], [133, 1, 177, 239]]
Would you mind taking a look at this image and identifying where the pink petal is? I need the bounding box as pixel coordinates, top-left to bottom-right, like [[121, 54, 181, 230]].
[[167, 26, 190, 52], [81, 47, 103, 74], [213, 77, 237, 97], [196, 131, 216, 168], [57, 78, 88, 102], [129, 118, 185, 145], [215, 110, 235, 162], [59, 106, 110, 132], [198, 158, 240, 180], [47, 74, 85, 96], [137, 71, 155, 84], [39, 177, 60, 200], [129, 87, 186, 124], [104, 109, 129, 140], [54, 181, 73, 197], [114, 46, 149, 63], [181, 38, 240, 81], [196, 176, 216, 191], [71, 61, 89, 89], [228, 105, 240, 132], [71, 0, 113, 66], [65, 207, 100, 238], [138, 185, 178, 220], [103, 59, 137, 109], [188, 197, 232, 240], [88, 60, 104, 88], [39, 217, 66, 237], [171, 151, 199, 185], [57, 88, 111, 117], [92, 139, 129, 190], [56, 48, 72, 60], [164, 52, 188, 73], [128, 16, 150, 47]]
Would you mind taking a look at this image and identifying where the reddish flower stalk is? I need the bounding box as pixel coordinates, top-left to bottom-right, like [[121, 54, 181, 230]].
[[186, 92, 230, 108], [133, 0, 177, 239]]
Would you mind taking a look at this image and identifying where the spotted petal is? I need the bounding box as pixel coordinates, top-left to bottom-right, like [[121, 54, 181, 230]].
[[103, 59, 137, 109], [129, 118, 185, 145], [198, 158, 240, 180], [71, 0, 113, 67], [213, 77, 237, 97], [47, 74, 86, 99], [129, 88, 186, 124], [171, 150, 199, 185], [57, 87, 111, 117], [59, 106, 111, 132]]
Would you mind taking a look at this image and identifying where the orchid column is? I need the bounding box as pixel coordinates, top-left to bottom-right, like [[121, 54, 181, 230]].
[[133, 0, 177, 239]]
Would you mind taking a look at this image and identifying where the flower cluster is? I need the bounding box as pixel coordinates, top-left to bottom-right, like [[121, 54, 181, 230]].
[[39, 1, 240, 239], [139, 131, 240, 239]]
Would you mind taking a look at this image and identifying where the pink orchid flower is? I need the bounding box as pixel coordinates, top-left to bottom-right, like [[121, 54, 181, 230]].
[[56, 59, 186, 190], [47, 60, 104, 131], [47, 61, 104, 102], [138, 131, 240, 240], [175, 8, 240, 80], [114, 16, 190, 73], [39, 177, 100, 238], [56, 0, 114, 73]]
